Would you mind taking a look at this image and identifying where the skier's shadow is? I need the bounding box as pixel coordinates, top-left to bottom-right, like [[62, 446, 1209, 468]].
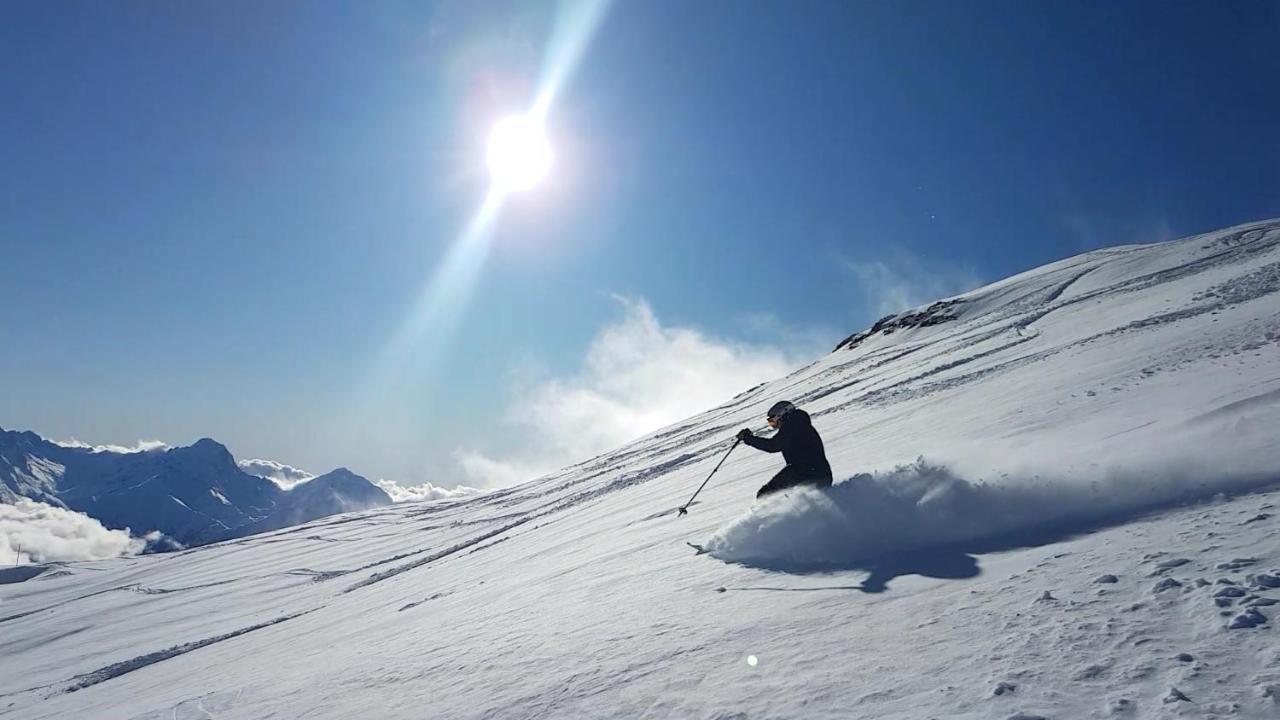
[[731, 548, 979, 594], [721, 507, 1173, 594], [857, 549, 979, 593]]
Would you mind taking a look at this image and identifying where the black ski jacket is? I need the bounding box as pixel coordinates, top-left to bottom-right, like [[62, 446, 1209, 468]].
[[742, 409, 832, 479]]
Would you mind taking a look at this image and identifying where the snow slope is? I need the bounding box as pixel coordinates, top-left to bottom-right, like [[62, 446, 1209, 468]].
[[3, 219, 1280, 719]]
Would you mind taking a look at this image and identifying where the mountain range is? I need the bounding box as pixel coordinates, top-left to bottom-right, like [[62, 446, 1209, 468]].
[[0, 431, 391, 546]]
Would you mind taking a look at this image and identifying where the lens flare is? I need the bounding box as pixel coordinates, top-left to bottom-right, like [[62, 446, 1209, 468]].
[[487, 115, 552, 191], [360, 1, 613, 418]]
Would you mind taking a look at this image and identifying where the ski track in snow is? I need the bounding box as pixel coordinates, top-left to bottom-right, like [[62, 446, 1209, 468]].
[[61, 610, 315, 695], [3, 219, 1280, 719]]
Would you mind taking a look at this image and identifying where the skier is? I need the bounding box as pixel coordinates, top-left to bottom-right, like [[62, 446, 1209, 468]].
[[737, 400, 833, 498]]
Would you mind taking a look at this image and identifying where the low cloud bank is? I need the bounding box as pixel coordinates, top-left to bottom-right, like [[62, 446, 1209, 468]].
[[239, 458, 316, 489], [703, 459, 1278, 569], [53, 438, 169, 454], [374, 479, 485, 503], [459, 297, 803, 488], [0, 499, 157, 565]]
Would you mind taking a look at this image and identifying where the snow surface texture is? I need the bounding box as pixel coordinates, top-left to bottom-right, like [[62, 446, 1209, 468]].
[[3, 219, 1280, 719]]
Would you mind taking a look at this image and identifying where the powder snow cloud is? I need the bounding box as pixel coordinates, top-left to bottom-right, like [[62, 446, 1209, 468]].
[[704, 452, 1280, 571], [845, 252, 982, 318], [457, 296, 806, 488]]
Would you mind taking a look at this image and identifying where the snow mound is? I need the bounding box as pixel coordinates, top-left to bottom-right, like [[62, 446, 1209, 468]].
[[701, 459, 1278, 569]]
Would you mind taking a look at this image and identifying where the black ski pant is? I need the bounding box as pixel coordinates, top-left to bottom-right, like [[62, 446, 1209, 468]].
[[756, 465, 833, 498]]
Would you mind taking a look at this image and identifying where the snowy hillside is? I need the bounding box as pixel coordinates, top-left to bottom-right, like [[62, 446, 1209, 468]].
[[0, 433, 392, 547], [3, 219, 1280, 719]]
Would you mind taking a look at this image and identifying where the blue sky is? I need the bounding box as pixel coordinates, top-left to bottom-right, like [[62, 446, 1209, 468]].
[[2, 1, 1277, 489]]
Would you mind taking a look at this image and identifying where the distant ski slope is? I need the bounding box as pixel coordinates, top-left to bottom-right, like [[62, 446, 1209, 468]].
[[3, 219, 1279, 719]]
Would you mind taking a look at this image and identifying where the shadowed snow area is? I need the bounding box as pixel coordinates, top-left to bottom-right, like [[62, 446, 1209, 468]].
[[4, 219, 1280, 719]]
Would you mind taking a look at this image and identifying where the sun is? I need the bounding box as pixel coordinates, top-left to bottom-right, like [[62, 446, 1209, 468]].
[[486, 114, 552, 192]]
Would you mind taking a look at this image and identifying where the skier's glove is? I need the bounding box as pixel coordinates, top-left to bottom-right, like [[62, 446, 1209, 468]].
[[736, 428, 754, 440]]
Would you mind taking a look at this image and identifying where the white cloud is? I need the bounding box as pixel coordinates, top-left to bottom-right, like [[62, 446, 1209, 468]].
[[457, 296, 804, 488], [374, 478, 486, 503], [455, 450, 538, 489], [52, 438, 170, 454], [0, 499, 149, 565], [845, 253, 982, 318], [1055, 179, 1175, 252], [1064, 212, 1176, 252], [239, 459, 316, 489], [737, 312, 838, 357]]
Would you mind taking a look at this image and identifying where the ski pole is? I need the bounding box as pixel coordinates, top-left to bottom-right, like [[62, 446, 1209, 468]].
[[676, 438, 740, 516]]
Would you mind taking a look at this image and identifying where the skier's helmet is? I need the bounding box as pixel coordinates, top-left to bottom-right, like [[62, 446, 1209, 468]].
[[766, 400, 796, 421]]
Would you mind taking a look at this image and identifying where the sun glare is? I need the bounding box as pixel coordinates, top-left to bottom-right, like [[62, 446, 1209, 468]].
[[487, 115, 552, 192]]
